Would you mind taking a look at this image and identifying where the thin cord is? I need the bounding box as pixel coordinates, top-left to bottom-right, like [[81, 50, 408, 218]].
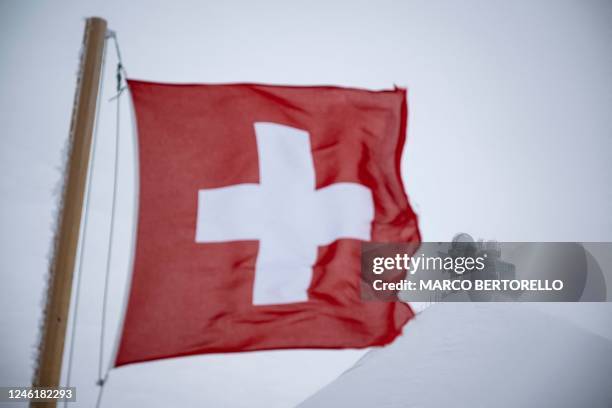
[[98, 85, 118, 382], [62, 28, 108, 408], [95, 371, 110, 408], [108, 31, 124, 71], [98, 59, 124, 379], [108, 31, 128, 91], [95, 31, 126, 408]]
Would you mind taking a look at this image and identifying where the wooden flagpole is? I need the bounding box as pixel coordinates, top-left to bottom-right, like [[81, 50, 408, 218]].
[[32, 17, 107, 407]]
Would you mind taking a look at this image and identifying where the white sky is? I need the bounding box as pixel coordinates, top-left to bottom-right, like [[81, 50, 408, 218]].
[[1, 0, 611, 407]]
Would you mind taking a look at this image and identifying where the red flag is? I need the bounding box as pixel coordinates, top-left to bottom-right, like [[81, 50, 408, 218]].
[[115, 80, 420, 366]]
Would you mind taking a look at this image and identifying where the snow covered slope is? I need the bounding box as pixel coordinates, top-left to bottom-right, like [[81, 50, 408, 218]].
[[299, 303, 612, 408]]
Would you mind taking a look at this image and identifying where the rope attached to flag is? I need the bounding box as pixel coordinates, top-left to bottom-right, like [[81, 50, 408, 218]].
[[94, 30, 127, 408]]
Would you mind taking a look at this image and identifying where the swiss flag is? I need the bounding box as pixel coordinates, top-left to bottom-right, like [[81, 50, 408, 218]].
[[115, 80, 420, 366]]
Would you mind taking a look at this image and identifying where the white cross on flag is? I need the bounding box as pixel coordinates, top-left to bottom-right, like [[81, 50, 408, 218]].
[[115, 80, 420, 366]]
